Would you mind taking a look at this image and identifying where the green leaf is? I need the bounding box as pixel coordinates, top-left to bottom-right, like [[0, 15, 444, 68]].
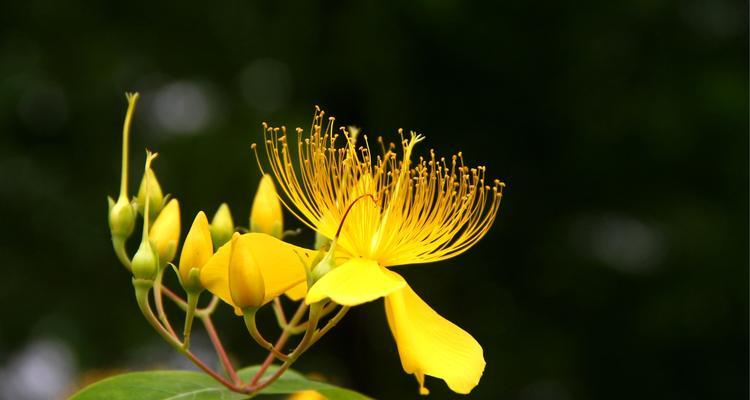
[[70, 365, 372, 400]]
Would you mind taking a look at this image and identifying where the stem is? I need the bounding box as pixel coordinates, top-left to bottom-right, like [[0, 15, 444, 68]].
[[201, 314, 241, 385], [162, 286, 188, 310], [120, 93, 139, 198], [163, 286, 219, 317], [133, 278, 241, 392], [272, 298, 287, 329], [197, 295, 220, 317], [310, 306, 350, 346], [153, 267, 177, 338], [134, 279, 182, 350], [250, 302, 308, 386], [183, 350, 241, 392], [243, 309, 290, 361], [289, 301, 339, 334], [182, 291, 200, 350], [248, 303, 323, 393], [112, 236, 132, 270]]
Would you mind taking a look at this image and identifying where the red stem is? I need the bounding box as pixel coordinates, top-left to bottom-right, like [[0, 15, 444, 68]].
[[162, 286, 187, 306], [184, 350, 242, 392], [202, 315, 241, 385], [250, 303, 307, 385]]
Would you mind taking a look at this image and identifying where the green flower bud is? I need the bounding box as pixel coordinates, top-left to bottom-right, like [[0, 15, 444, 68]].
[[132, 238, 158, 280], [210, 203, 234, 250], [108, 195, 136, 239], [136, 168, 164, 221]]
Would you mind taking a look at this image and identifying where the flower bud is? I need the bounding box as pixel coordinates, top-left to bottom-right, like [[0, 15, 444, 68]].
[[136, 167, 164, 221], [228, 233, 265, 309], [132, 238, 158, 280], [150, 199, 181, 265], [250, 174, 283, 238], [210, 203, 234, 250], [179, 212, 213, 292], [108, 195, 136, 239]]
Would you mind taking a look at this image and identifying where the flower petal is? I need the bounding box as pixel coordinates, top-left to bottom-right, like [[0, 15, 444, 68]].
[[200, 233, 315, 308], [306, 258, 406, 306], [178, 212, 213, 283], [150, 198, 181, 264], [244, 233, 316, 299], [199, 241, 233, 306], [284, 281, 308, 301], [384, 284, 485, 395]]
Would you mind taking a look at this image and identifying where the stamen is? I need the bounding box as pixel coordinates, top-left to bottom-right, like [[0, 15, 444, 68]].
[[335, 193, 378, 239], [254, 107, 505, 266]]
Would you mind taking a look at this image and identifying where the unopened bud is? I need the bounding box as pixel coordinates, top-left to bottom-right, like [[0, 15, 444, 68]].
[[132, 239, 158, 280], [210, 203, 234, 250], [179, 212, 213, 292], [136, 168, 164, 221], [150, 199, 181, 265], [228, 233, 265, 309], [250, 175, 283, 238], [108, 195, 136, 239]]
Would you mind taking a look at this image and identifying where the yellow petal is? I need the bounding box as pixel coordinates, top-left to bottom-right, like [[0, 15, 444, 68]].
[[149, 199, 180, 264], [179, 212, 213, 283], [284, 281, 307, 301], [245, 233, 315, 300], [199, 240, 233, 306], [228, 233, 265, 309], [384, 284, 485, 395], [306, 258, 406, 306], [250, 174, 284, 238], [200, 233, 315, 308]]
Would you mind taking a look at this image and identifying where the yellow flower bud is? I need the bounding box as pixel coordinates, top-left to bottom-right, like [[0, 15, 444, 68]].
[[228, 233, 265, 309], [210, 203, 234, 250], [136, 167, 164, 221], [250, 174, 283, 238], [132, 237, 158, 280], [149, 199, 181, 265], [179, 212, 213, 292], [108, 195, 136, 239]]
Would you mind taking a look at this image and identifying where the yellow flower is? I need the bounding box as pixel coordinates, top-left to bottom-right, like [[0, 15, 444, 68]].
[[252, 108, 504, 394], [149, 199, 181, 264], [200, 232, 316, 314], [179, 212, 213, 291], [250, 174, 284, 238]]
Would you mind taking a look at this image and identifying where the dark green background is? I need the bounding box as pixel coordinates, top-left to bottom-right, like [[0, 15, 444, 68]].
[[0, 1, 746, 399]]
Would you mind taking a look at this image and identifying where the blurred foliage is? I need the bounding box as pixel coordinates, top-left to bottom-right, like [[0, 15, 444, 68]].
[[0, 0, 746, 399]]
